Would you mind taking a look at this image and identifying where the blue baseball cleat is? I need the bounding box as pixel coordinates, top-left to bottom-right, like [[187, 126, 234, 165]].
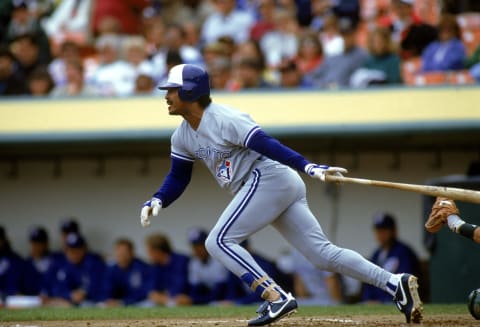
[[248, 293, 298, 326], [394, 274, 423, 323]]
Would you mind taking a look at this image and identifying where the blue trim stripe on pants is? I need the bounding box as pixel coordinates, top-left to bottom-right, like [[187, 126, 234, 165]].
[[216, 169, 266, 281]]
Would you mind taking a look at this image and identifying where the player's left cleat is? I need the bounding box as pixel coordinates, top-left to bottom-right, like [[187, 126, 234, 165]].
[[394, 274, 423, 324], [248, 292, 298, 326]]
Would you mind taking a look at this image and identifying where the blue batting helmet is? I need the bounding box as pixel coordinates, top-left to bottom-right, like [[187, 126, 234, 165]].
[[158, 64, 210, 102]]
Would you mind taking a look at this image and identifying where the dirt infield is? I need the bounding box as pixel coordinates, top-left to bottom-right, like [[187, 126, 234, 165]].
[[3, 314, 477, 327]]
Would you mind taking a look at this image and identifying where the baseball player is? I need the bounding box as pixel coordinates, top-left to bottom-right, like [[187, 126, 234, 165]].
[[425, 197, 480, 244], [140, 64, 423, 325]]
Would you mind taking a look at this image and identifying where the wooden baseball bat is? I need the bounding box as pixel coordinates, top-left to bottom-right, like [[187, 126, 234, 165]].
[[325, 175, 480, 204]]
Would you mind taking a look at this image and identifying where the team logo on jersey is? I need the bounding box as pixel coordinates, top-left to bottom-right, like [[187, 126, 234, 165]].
[[217, 159, 232, 182]]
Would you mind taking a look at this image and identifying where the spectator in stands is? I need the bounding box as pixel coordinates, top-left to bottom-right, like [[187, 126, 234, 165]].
[[202, 41, 231, 67], [278, 249, 342, 306], [278, 60, 313, 88], [0, 226, 24, 300], [96, 16, 123, 38], [182, 0, 215, 26], [90, 35, 136, 96], [0, 47, 28, 96], [182, 21, 202, 48], [41, 0, 93, 52], [45, 233, 106, 307], [260, 8, 299, 68], [48, 41, 81, 87], [123, 36, 154, 77], [201, 0, 255, 45], [233, 58, 273, 89], [295, 33, 323, 75], [350, 27, 402, 88], [9, 33, 48, 78], [318, 15, 344, 58], [249, 0, 276, 42], [23, 227, 57, 296], [362, 213, 420, 303], [164, 24, 204, 67], [186, 228, 229, 304], [27, 67, 54, 96], [145, 19, 168, 82], [310, 0, 334, 32], [101, 238, 150, 306], [421, 15, 466, 72], [3, 0, 51, 64], [208, 57, 239, 91], [91, 0, 149, 36], [389, 0, 437, 59], [50, 59, 97, 97], [311, 19, 369, 88], [145, 233, 191, 306], [332, 0, 361, 29], [134, 74, 155, 95]]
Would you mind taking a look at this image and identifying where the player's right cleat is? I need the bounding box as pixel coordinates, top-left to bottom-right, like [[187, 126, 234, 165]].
[[248, 292, 298, 326], [393, 274, 423, 324]]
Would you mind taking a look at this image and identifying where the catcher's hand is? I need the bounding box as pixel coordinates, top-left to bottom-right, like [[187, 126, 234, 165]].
[[425, 197, 459, 233]]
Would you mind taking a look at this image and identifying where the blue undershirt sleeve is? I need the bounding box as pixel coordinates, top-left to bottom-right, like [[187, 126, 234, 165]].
[[246, 129, 310, 172], [153, 157, 193, 208]]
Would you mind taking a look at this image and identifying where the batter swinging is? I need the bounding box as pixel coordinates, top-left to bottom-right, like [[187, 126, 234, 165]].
[[140, 64, 423, 326]]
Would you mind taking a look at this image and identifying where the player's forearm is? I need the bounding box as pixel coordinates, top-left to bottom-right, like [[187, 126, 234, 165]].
[[246, 129, 309, 172], [153, 157, 193, 208]]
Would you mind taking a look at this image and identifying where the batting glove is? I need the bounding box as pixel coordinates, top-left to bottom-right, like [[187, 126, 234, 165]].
[[140, 197, 162, 228], [305, 163, 348, 182]]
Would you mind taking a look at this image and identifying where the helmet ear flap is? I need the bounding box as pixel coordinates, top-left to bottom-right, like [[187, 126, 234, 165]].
[[178, 88, 194, 102]]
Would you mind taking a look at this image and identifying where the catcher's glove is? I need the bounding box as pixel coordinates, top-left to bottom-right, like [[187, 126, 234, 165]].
[[425, 197, 459, 233]]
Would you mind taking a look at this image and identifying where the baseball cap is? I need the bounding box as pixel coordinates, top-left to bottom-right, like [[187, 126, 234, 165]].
[[188, 228, 208, 245], [373, 212, 396, 229], [396, 0, 414, 5], [65, 232, 86, 248], [29, 226, 48, 243], [60, 218, 79, 234]]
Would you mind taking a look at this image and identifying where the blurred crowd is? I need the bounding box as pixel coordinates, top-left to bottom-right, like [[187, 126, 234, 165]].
[[0, 0, 480, 98], [0, 212, 421, 308]]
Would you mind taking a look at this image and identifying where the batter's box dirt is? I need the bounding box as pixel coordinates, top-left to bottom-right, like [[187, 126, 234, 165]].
[[2, 315, 477, 327]]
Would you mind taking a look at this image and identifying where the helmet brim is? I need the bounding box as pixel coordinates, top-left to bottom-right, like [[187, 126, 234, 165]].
[[157, 82, 182, 90]]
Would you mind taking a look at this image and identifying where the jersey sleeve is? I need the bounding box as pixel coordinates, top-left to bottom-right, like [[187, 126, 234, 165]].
[[221, 111, 260, 147], [171, 128, 196, 163]]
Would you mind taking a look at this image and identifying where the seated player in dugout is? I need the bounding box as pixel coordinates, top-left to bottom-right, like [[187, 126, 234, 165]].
[[139, 64, 423, 325], [101, 238, 150, 306], [144, 233, 191, 306], [187, 227, 229, 304], [362, 213, 421, 303], [44, 232, 106, 307]]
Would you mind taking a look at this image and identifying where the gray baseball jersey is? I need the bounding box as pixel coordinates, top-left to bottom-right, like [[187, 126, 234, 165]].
[[171, 102, 261, 194]]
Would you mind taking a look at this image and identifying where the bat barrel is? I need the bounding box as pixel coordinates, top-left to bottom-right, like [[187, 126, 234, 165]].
[[325, 175, 480, 204]]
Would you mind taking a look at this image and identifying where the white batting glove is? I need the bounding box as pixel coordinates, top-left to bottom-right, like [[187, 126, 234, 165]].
[[140, 197, 162, 228], [305, 163, 348, 182]]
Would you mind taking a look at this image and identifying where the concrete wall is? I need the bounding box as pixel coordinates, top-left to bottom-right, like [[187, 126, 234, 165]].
[[1, 150, 476, 264]]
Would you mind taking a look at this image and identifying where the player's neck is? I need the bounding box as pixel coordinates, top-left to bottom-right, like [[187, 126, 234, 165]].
[[183, 105, 205, 131]]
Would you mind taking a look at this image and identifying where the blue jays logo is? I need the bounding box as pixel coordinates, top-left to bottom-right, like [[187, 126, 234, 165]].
[[217, 159, 232, 182]]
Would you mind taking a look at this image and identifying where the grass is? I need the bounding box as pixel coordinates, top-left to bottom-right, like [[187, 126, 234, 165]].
[[0, 304, 468, 322]]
